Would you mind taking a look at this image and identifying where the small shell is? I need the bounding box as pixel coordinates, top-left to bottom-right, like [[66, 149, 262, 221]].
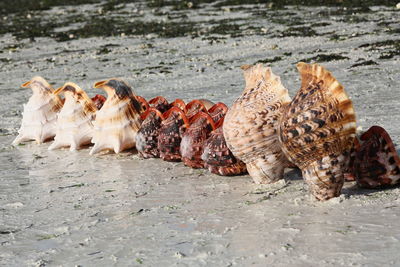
[[158, 106, 190, 161], [278, 62, 357, 201], [90, 78, 144, 155], [135, 107, 165, 158], [136, 95, 150, 112], [180, 112, 216, 168], [48, 82, 97, 151], [352, 126, 400, 188], [208, 102, 228, 123], [91, 94, 106, 110], [13, 76, 63, 145], [149, 96, 171, 113], [186, 99, 214, 118], [223, 64, 292, 184], [202, 118, 247, 176]]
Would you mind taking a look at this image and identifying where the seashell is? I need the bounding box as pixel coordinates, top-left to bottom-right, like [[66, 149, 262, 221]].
[[208, 102, 228, 123], [278, 62, 357, 201], [158, 106, 190, 161], [91, 94, 106, 110], [180, 111, 216, 168], [135, 107, 165, 158], [48, 82, 97, 151], [90, 78, 144, 155], [12, 76, 63, 145], [136, 95, 150, 111], [186, 99, 214, 118], [352, 126, 400, 188], [202, 118, 247, 176], [171, 98, 187, 112], [223, 64, 292, 184], [149, 96, 171, 113]]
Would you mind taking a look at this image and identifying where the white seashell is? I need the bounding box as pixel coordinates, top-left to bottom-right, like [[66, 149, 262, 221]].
[[89, 78, 144, 155], [48, 82, 97, 151], [12, 76, 63, 145]]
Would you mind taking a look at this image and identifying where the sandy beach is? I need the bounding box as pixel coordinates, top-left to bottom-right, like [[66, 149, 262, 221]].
[[1, 1, 400, 266]]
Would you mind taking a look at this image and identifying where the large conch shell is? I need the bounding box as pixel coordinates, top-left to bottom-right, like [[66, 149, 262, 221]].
[[278, 62, 357, 201], [90, 78, 144, 155], [223, 64, 292, 184], [352, 126, 400, 188], [180, 111, 216, 168], [202, 118, 247, 176], [12, 76, 63, 145], [48, 82, 97, 151]]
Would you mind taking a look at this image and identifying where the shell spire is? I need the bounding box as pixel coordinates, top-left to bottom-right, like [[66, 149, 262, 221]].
[[223, 64, 292, 184], [278, 62, 357, 200], [90, 78, 143, 155], [12, 76, 63, 145], [48, 82, 97, 151]]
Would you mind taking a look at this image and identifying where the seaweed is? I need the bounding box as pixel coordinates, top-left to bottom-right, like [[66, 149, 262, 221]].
[[350, 60, 378, 68], [300, 53, 349, 62]]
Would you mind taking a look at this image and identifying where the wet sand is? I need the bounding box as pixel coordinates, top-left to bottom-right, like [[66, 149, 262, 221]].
[[1, 1, 400, 266]]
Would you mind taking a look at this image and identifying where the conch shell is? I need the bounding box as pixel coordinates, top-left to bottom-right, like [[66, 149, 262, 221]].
[[48, 82, 97, 151], [278, 62, 356, 200], [136, 107, 165, 158], [13, 76, 63, 145], [352, 126, 400, 188], [208, 102, 228, 123], [223, 64, 292, 184], [149, 96, 171, 113], [90, 78, 144, 155], [202, 118, 247, 176], [186, 99, 214, 118], [158, 106, 190, 161], [180, 111, 216, 168]]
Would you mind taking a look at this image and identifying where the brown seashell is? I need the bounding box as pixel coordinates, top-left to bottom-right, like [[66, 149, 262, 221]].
[[352, 126, 400, 188], [171, 99, 187, 113], [90, 78, 144, 155], [278, 62, 357, 201], [91, 94, 106, 110], [136, 95, 150, 112], [180, 111, 216, 168], [48, 82, 97, 151], [208, 102, 228, 123], [202, 118, 247, 176], [223, 64, 292, 184], [149, 96, 171, 113], [13, 76, 63, 145], [186, 99, 214, 118], [158, 106, 190, 161], [135, 107, 165, 158]]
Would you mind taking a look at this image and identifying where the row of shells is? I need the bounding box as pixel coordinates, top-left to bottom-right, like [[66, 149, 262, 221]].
[[13, 63, 400, 201]]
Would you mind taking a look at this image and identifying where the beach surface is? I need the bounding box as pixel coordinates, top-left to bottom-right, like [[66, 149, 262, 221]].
[[1, 1, 400, 266]]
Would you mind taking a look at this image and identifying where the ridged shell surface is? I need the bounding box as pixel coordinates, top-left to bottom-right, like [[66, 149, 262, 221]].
[[223, 64, 292, 184], [202, 122, 247, 176], [48, 83, 97, 151], [278, 62, 356, 200], [90, 79, 143, 155], [13, 76, 63, 145], [135, 108, 164, 158], [352, 126, 400, 188]]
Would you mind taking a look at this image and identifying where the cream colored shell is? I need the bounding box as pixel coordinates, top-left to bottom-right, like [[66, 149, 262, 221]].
[[223, 64, 292, 184], [48, 82, 97, 151], [12, 76, 63, 145]]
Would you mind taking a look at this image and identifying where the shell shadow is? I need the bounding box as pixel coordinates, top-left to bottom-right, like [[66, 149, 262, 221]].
[[342, 182, 400, 197], [284, 167, 303, 181]]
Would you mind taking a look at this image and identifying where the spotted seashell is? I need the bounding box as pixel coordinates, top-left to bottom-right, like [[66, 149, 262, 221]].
[[91, 94, 106, 110], [136, 95, 150, 112], [135, 107, 165, 158], [48, 82, 97, 151], [158, 106, 189, 162], [223, 64, 292, 184], [90, 78, 144, 155], [149, 96, 171, 113], [12, 76, 63, 145], [171, 99, 187, 112], [208, 102, 228, 123], [202, 118, 247, 176], [180, 112, 216, 168], [186, 99, 214, 118], [351, 126, 400, 188], [278, 62, 356, 201]]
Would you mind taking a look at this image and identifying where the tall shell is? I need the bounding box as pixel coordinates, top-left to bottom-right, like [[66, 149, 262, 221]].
[[135, 107, 165, 158], [278, 62, 356, 201], [202, 118, 247, 176], [180, 112, 216, 168], [48, 82, 97, 151], [352, 126, 400, 188], [223, 64, 292, 184], [158, 107, 189, 162], [12, 76, 63, 145], [90, 78, 143, 155]]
